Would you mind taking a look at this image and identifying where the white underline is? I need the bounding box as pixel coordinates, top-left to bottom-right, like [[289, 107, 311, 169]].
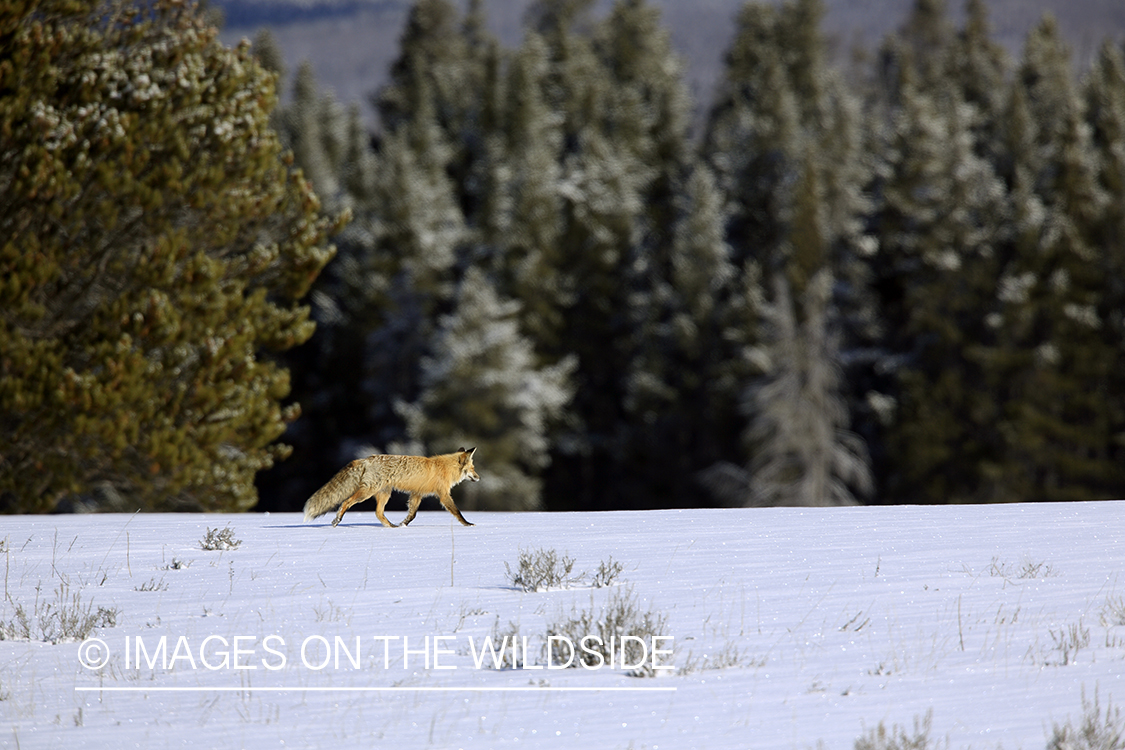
[[74, 686, 675, 693]]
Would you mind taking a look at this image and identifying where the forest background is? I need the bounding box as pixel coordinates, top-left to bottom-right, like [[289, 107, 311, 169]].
[[3, 0, 1125, 515]]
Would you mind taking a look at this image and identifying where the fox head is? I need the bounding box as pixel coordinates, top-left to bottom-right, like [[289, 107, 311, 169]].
[[456, 447, 480, 483]]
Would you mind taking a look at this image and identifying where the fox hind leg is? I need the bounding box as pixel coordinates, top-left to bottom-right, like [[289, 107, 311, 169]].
[[333, 488, 369, 527], [401, 492, 424, 526], [374, 488, 397, 528], [438, 491, 473, 527]]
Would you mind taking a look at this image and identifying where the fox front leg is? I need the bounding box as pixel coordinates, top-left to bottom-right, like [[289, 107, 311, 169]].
[[438, 491, 474, 527]]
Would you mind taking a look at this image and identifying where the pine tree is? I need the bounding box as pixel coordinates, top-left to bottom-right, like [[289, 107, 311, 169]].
[[279, 61, 346, 209], [593, 0, 690, 225], [704, 1, 803, 270], [1086, 40, 1125, 339], [251, 28, 286, 80], [976, 17, 1122, 502], [1084, 40, 1125, 490], [871, 69, 1008, 503], [253, 59, 384, 511], [703, 0, 873, 504], [501, 0, 665, 510], [1085, 40, 1125, 296], [899, 0, 954, 87], [743, 271, 871, 507], [706, 0, 871, 289], [375, 0, 496, 215], [375, 0, 469, 135], [262, 0, 489, 510], [478, 31, 569, 351], [949, 0, 1009, 160], [334, 99, 467, 451], [624, 164, 750, 507], [399, 269, 574, 511], [0, 0, 343, 512]]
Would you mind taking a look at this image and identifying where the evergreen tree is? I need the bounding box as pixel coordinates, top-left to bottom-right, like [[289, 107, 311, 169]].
[[624, 164, 751, 507], [705, 0, 871, 291], [899, 0, 954, 87], [1086, 42, 1125, 265], [251, 28, 286, 80], [704, 0, 802, 270], [477, 31, 569, 351], [359, 114, 466, 427], [399, 269, 574, 511], [871, 69, 1008, 504], [949, 0, 1009, 160], [375, 0, 470, 134], [703, 0, 874, 504], [0, 0, 342, 513], [742, 271, 871, 507], [261, 1, 482, 509], [375, 0, 497, 216], [593, 0, 690, 228], [316, 93, 466, 461], [876, 0, 1007, 161], [976, 17, 1122, 502], [278, 62, 347, 209], [500, 0, 661, 510], [253, 59, 384, 510], [1084, 40, 1125, 489]]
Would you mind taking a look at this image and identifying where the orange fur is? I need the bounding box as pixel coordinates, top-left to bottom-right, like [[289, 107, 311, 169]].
[[302, 448, 479, 527]]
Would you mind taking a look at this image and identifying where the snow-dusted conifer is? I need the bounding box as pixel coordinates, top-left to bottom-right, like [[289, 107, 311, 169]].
[[972, 18, 1123, 502], [949, 0, 1009, 160], [283, 62, 344, 206], [703, 0, 874, 504], [743, 272, 871, 507], [400, 269, 575, 511], [0, 0, 343, 512], [624, 164, 750, 505], [483, 31, 569, 352], [251, 28, 286, 79], [872, 68, 1009, 503]]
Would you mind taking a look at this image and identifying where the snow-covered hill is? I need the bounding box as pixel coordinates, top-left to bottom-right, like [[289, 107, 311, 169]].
[[2, 502, 1124, 748]]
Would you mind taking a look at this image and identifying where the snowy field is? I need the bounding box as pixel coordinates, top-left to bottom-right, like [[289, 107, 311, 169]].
[[1, 502, 1124, 749]]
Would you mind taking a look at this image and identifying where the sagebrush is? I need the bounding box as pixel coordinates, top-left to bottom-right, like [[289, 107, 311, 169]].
[[854, 709, 939, 750], [505, 547, 578, 592], [1049, 686, 1125, 750], [543, 587, 668, 677], [200, 526, 242, 551], [505, 548, 625, 592], [0, 582, 119, 644]]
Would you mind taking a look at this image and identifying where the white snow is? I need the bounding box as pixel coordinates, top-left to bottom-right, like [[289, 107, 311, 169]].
[[2, 502, 1124, 748]]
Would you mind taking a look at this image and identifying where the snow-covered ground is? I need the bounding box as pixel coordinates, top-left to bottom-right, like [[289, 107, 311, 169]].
[[1, 502, 1123, 749]]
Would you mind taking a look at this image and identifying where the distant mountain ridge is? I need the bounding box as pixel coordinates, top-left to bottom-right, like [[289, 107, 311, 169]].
[[216, 0, 396, 27], [215, 0, 1125, 125]]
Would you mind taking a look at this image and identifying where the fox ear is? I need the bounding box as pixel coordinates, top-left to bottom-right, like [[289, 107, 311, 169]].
[[466, 447, 476, 456], [456, 447, 465, 453]]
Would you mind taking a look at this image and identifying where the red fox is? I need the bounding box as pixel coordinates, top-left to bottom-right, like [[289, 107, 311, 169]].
[[303, 448, 479, 527]]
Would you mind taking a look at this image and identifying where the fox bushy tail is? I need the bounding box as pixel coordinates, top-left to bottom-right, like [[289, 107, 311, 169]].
[[303, 464, 362, 521]]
